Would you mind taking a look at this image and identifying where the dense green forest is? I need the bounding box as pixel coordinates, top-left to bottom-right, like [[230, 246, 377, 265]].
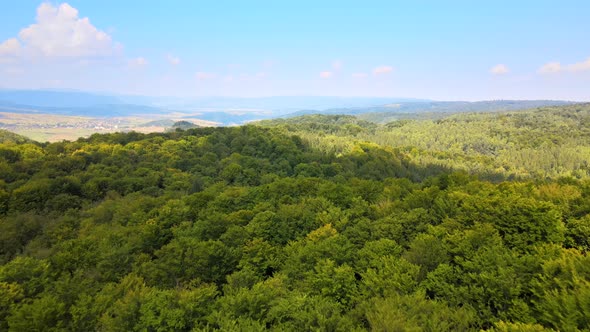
[[267, 103, 590, 180], [1, 105, 590, 331]]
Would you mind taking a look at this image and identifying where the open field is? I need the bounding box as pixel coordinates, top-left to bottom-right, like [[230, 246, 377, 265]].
[[0, 112, 218, 142]]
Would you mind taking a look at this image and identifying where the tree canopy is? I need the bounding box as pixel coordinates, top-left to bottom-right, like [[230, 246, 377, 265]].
[[1, 105, 590, 330]]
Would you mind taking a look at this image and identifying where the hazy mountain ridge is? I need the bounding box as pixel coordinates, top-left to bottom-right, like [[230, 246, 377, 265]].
[[0, 89, 580, 143], [0, 90, 577, 128], [0, 90, 426, 112], [0, 90, 123, 108], [285, 100, 574, 122]]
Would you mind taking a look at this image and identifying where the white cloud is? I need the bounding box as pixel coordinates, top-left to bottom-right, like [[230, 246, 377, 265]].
[[567, 57, 590, 72], [196, 72, 216, 80], [538, 62, 562, 74], [373, 65, 394, 75], [352, 73, 368, 78], [332, 60, 343, 70], [490, 64, 509, 75], [128, 57, 148, 67], [0, 2, 119, 60], [167, 54, 180, 65], [320, 71, 333, 79], [0, 38, 21, 57], [539, 57, 590, 74]]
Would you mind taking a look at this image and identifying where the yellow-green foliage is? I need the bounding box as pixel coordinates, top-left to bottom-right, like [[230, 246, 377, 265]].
[[262, 104, 590, 180], [0, 116, 590, 331]]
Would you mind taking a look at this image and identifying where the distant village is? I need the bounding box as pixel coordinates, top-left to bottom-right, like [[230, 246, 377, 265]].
[[0, 117, 130, 132]]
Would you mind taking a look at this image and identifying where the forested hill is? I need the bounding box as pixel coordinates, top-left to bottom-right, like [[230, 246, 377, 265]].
[[261, 103, 590, 180], [0, 130, 31, 144], [0, 107, 590, 330], [284, 99, 573, 119]]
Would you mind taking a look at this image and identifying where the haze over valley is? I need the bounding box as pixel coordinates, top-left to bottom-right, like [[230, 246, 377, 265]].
[[0, 89, 578, 141]]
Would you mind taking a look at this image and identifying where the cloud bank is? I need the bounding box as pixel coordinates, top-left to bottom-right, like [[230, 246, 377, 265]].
[[539, 57, 590, 74], [0, 2, 121, 60]]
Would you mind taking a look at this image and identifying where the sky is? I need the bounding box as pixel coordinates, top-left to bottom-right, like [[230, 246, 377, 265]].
[[0, 1, 589, 101]]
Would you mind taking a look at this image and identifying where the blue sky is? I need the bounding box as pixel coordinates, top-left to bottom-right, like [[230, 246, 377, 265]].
[[1, 1, 589, 100]]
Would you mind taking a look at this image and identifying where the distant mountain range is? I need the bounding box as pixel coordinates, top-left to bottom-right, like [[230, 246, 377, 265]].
[[284, 100, 575, 122], [0, 89, 426, 112], [0, 89, 577, 125]]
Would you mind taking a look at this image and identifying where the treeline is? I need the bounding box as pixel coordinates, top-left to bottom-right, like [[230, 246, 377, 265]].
[[0, 121, 589, 330]]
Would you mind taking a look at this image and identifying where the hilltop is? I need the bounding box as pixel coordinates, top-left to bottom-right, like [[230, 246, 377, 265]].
[[0, 129, 32, 144], [261, 103, 590, 180]]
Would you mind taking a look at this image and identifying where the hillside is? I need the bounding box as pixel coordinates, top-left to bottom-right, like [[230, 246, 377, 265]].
[[262, 103, 590, 180], [168, 120, 200, 131], [0, 129, 32, 144], [0, 106, 589, 330]]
